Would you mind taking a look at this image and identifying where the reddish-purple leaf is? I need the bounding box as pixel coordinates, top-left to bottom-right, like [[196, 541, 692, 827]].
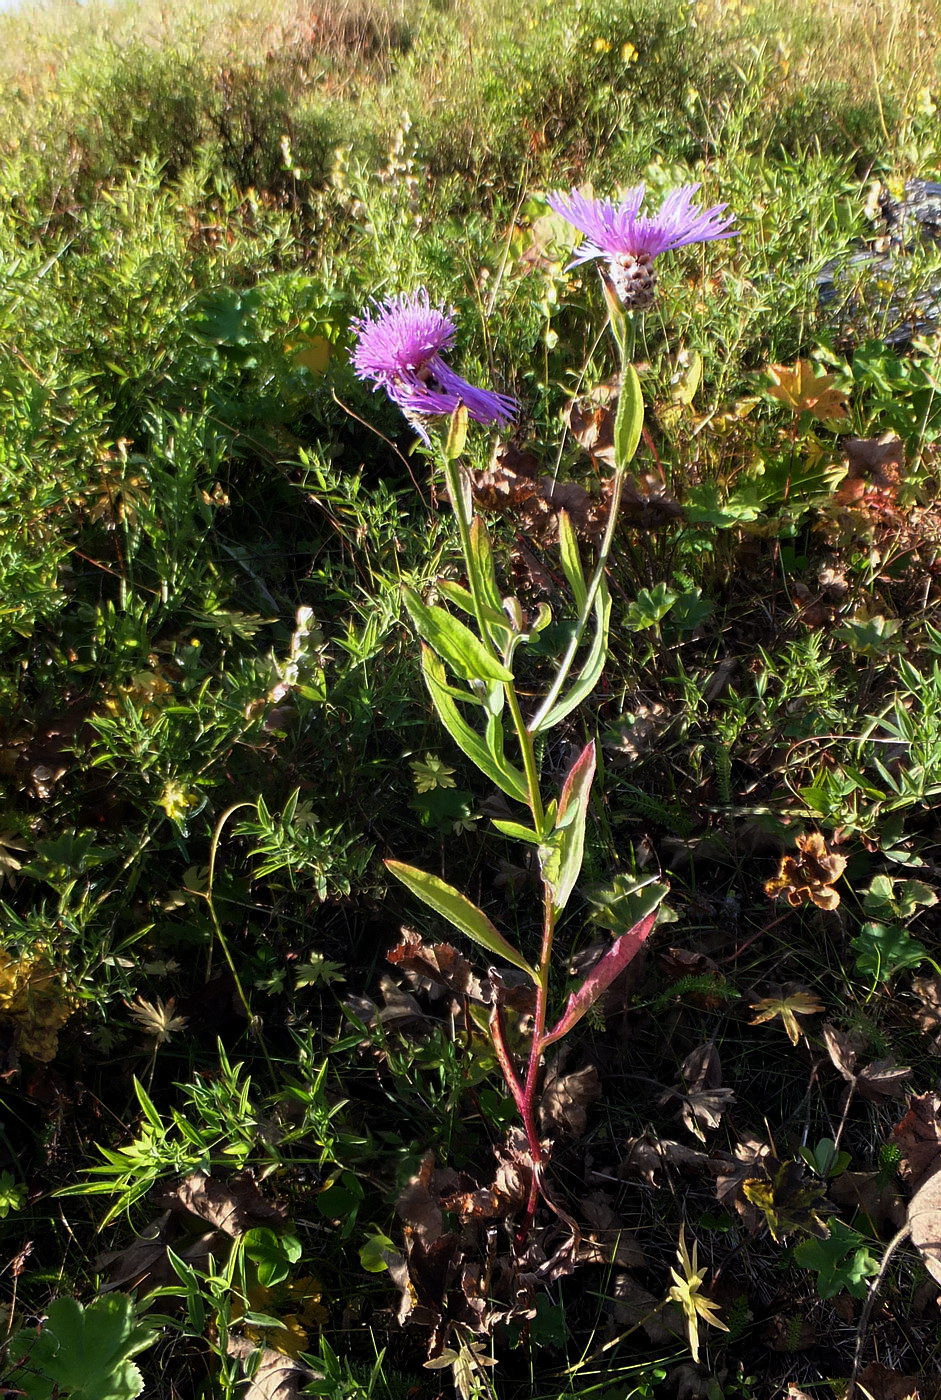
[[541, 911, 657, 1048]]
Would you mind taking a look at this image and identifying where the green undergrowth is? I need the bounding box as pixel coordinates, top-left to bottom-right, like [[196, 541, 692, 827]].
[[0, 0, 941, 1397]]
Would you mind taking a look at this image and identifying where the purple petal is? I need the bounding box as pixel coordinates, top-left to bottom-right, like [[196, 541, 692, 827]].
[[547, 182, 737, 264], [387, 356, 517, 428], [351, 289, 456, 382]]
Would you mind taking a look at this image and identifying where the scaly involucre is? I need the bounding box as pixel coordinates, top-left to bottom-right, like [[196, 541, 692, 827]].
[[351, 289, 517, 442]]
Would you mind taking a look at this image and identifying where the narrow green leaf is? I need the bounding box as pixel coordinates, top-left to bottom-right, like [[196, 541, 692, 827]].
[[421, 648, 528, 802], [614, 363, 644, 470], [403, 586, 513, 683], [539, 740, 596, 916], [435, 580, 508, 638], [385, 860, 535, 976], [445, 404, 469, 461], [558, 510, 588, 613], [491, 819, 542, 845], [534, 576, 611, 732], [469, 517, 505, 620]]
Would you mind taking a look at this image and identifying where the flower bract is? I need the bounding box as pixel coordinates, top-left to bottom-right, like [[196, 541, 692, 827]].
[[351, 290, 517, 441], [547, 183, 737, 308]]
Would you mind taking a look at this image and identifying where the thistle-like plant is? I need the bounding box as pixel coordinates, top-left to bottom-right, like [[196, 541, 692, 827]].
[[367, 286, 663, 1222]]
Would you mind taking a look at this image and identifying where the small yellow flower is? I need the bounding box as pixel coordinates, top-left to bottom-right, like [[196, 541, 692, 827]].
[[621, 41, 639, 63], [592, 36, 612, 52], [667, 1226, 729, 1363], [157, 780, 201, 823]]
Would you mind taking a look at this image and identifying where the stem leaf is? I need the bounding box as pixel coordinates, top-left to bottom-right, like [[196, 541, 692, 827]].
[[542, 910, 658, 1047], [614, 362, 644, 470], [539, 739, 596, 916], [421, 648, 528, 803], [403, 586, 513, 683], [558, 510, 588, 613], [533, 575, 611, 732], [385, 860, 535, 976]]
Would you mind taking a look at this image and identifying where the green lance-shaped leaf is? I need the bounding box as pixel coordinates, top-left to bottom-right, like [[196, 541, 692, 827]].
[[539, 739, 596, 917], [542, 910, 658, 1048], [614, 362, 644, 470], [434, 579, 510, 642], [385, 860, 535, 977], [557, 510, 588, 613], [468, 516, 506, 622], [533, 573, 611, 732], [403, 586, 513, 683], [421, 647, 528, 802]]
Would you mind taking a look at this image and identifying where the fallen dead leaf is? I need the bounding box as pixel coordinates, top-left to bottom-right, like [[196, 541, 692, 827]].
[[911, 974, 941, 1052], [387, 930, 488, 1003], [660, 1042, 735, 1141], [158, 1172, 287, 1238], [893, 1093, 941, 1191], [227, 1336, 317, 1400], [828, 1171, 906, 1233], [622, 1132, 734, 1185], [538, 1062, 602, 1138], [764, 831, 847, 910], [856, 1362, 931, 1400], [576, 1191, 646, 1269], [822, 1022, 911, 1100], [908, 1163, 941, 1287]]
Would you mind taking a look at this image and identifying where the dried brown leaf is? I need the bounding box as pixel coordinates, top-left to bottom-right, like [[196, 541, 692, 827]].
[[157, 1171, 286, 1238], [226, 1337, 316, 1400], [911, 974, 941, 1051], [538, 1062, 601, 1138], [857, 1057, 912, 1102], [893, 1093, 941, 1191], [908, 1167, 941, 1287], [764, 831, 846, 910], [855, 1363, 929, 1400], [387, 930, 488, 1003], [661, 1042, 735, 1140], [828, 1171, 906, 1233]]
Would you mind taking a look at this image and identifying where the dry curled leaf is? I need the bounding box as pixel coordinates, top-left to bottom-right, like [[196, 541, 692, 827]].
[[157, 1171, 287, 1238], [765, 359, 850, 422], [892, 1092, 941, 1191], [828, 1171, 906, 1233], [226, 1336, 316, 1400], [834, 434, 904, 509], [538, 1062, 602, 1139], [764, 831, 847, 910], [660, 1042, 735, 1140], [908, 1168, 941, 1288], [911, 974, 941, 1052], [855, 1363, 931, 1400], [387, 930, 488, 1003], [822, 1022, 911, 1100]]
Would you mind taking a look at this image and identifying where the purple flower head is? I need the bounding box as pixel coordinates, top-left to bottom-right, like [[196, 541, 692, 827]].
[[351, 289, 517, 442], [547, 183, 737, 309]]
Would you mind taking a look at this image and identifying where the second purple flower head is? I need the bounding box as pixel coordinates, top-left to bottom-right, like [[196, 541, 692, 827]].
[[547, 183, 737, 310], [351, 289, 517, 443]]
